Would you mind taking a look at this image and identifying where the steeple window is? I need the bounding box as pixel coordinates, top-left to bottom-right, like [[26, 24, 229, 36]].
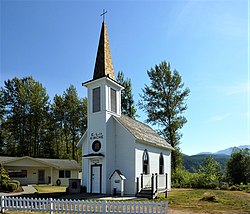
[[93, 87, 100, 112], [111, 88, 117, 113]]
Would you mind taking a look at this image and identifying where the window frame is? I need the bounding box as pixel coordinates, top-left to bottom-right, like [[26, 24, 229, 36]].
[[143, 149, 149, 174], [8, 169, 27, 178], [111, 88, 117, 113], [93, 87, 101, 113], [159, 153, 164, 174]]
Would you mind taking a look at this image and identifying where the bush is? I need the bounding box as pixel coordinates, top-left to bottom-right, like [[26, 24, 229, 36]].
[[11, 180, 20, 189], [7, 182, 18, 192], [220, 182, 229, 190], [229, 185, 239, 191]]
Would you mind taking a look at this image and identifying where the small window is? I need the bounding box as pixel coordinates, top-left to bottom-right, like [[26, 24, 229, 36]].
[[59, 170, 64, 178], [143, 149, 149, 174], [93, 87, 100, 112], [159, 153, 164, 174], [65, 170, 71, 178], [8, 170, 27, 178], [111, 88, 117, 113]]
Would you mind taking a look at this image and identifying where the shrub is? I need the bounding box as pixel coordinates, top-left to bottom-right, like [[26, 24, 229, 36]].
[[11, 180, 20, 189], [229, 185, 239, 191], [7, 182, 18, 192], [220, 182, 229, 190], [1, 179, 9, 190]]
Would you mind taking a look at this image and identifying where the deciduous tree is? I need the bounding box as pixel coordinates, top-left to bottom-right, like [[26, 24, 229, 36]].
[[226, 148, 250, 184], [139, 61, 190, 172]]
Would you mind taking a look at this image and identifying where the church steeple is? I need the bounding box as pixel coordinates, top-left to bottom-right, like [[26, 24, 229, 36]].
[[93, 21, 115, 80]]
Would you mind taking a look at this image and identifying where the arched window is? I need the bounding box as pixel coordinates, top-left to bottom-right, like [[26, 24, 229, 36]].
[[143, 149, 149, 174], [159, 153, 164, 174]]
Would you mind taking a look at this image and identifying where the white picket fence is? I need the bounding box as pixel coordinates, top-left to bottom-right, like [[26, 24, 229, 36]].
[[0, 196, 168, 214]]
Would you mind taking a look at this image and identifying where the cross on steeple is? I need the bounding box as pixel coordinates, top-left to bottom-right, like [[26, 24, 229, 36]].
[[100, 9, 107, 22]]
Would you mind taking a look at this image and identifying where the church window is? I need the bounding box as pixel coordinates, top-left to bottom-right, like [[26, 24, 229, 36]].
[[92, 140, 101, 152], [159, 153, 164, 174], [93, 87, 100, 112], [111, 88, 117, 113], [143, 149, 149, 174]]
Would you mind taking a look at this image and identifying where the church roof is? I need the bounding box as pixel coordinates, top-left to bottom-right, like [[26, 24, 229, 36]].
[[114, 115, 174, 150], [93, 21, 115, 80]]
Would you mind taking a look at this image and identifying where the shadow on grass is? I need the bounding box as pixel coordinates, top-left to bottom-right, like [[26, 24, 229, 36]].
[[18, 192, 109, 200]]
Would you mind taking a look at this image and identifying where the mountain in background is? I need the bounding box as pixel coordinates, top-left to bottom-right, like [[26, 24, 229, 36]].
[[215, 145, 250, 155], [183, 145, 250, 172], [197, 145, 250, 156]]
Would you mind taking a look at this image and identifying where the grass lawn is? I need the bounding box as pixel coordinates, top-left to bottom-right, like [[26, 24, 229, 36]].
[[4, 188, 250, 214], [167, 188, 250, 213], [33, 185, 67, 193]]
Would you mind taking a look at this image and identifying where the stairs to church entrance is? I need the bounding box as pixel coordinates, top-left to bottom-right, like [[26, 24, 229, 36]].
[[136, 188, 153, 198], [136, 173, 168, 199]]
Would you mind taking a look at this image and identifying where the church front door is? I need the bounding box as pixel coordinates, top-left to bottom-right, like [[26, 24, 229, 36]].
[[91, 164, 102, 194]]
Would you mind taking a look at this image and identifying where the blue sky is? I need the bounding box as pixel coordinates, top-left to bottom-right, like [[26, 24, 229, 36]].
[[1, 0, 249, 155]]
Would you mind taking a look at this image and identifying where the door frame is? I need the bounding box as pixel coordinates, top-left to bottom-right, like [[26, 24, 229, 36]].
[[38, 169, 45, 184], [90, 164, 102, 194]]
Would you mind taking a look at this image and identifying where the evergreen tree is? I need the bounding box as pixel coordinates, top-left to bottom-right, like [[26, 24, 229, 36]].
[[139, 61, 190, 172], [116, 71, 136, 119], [1, 77, 50, 157], [63, 85, 80, 161], [226, 148, 250, 184]]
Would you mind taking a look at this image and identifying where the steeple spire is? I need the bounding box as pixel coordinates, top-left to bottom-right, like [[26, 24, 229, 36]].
[[93, 21, 115, 80]]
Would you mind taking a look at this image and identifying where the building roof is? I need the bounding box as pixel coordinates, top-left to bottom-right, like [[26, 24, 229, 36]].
[[109, 169, 126, 180], [93, 21, 115, 80], [0, 156, 81, 170], [114, 115, 174, 150]]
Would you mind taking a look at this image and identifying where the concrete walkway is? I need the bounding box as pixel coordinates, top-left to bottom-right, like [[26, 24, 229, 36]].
[[21, 185, 37, 194], [0, 185, 37, 196]]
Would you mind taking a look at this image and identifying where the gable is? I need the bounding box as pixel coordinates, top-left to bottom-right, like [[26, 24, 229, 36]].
[[3, 157, 49, 168]]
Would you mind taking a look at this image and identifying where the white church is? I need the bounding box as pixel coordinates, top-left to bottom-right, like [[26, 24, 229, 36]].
[[77, 21, 174, 198]]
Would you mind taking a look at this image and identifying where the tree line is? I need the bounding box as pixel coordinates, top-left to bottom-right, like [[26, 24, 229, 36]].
[[1, 60, 248, 189], [0, 77, 87, 162], [0, 72, 136, 162], [0, 61, 188, 168]]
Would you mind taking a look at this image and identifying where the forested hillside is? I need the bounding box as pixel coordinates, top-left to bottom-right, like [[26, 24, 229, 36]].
[[0, 77, 87, 162], [183, 154, 230, 172]]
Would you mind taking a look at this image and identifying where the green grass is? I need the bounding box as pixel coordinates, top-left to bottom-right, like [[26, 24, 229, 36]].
[[168, 188, 250, 213], [33, 185, 67, 193], [4, 188, 250, 214]]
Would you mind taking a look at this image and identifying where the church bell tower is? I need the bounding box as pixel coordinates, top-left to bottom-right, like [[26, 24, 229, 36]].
[[82, 21, 123, 194]]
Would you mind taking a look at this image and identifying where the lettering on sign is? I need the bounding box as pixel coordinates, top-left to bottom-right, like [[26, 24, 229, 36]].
[[90, 132, 103, 140]]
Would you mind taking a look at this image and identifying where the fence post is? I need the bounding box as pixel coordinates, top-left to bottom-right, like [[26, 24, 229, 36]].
[[1, 196, 5, 213], [49, 198, 53, 214], [151, 173, 154, 198], [102, 201, 106, 214], [165, 201, 168, 214]]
